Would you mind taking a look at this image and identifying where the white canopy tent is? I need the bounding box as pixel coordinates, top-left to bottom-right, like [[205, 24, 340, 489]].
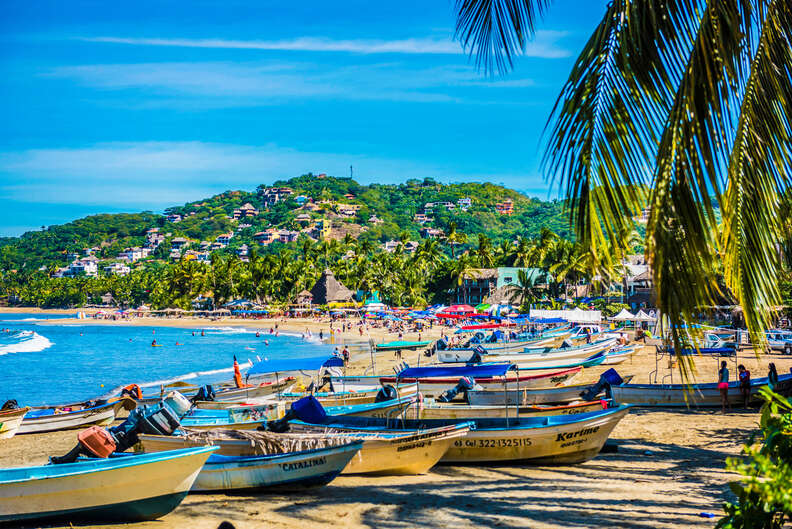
[[635, 309, 657, 322], [529, 308, 602, 323], [611, 308, 636, 321]]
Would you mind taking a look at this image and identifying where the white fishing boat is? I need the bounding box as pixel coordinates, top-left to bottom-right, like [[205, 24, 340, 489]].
[[0, 447, 216, 524], [611, 373, 792, 407], [602, 345, 638, 365], [291, 406, 631, 464], [476, 339, 617, 367], [0, 407, 29, 439], [18, 399, 135, 435], [377, 366, 582, 399]]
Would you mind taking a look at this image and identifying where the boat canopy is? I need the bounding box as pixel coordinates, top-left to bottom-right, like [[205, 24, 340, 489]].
[[396, 362, 515, 379], [247, 355, 342, 376]]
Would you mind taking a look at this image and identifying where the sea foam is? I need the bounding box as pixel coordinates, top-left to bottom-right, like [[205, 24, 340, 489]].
[[0, 330, 54, 355]]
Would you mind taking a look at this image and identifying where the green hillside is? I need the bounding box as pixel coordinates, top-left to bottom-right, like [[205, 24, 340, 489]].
[[0, 174, 571, 272]]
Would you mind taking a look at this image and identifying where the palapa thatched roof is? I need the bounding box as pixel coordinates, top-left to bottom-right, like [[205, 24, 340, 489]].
[[309, 269, 354, 305]]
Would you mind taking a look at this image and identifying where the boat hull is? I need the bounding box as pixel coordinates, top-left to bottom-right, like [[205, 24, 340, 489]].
[[439, 408, 628, 464], [0, 408, 29, 440], [18, 401, 129, 435], [0, 447, 214, 523], [612, 374, 792, 407], [377, 367, 581, 400], [291, 407, 631, 465], [192, 443, 362, 491], [411, 400, 607, 419], [140, 423, 470, 476]]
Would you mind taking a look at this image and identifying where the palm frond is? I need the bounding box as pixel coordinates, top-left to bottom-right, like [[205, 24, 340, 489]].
[[721, 0, 792, 350], [454, 0, 551, 75]]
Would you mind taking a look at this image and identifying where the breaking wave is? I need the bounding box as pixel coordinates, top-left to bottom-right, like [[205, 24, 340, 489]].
[[0, 330, 54, 355]]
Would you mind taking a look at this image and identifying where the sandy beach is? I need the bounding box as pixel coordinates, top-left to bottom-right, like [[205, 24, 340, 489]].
[[3, 308, 791, 528]]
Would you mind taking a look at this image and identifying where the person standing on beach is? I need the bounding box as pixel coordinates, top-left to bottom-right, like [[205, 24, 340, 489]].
[[718, 361, 730, 412], [395, 349, 402, 360], [738, 365, 751, 407], [342, 346, 349, 364], [768, 363, 779, 391]]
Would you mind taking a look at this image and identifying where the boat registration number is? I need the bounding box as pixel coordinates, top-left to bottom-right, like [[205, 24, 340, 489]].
[[454, 438, 532, 448]]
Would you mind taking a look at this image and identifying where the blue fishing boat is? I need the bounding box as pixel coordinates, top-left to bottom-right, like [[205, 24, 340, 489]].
[[0, 447, 217, 523]]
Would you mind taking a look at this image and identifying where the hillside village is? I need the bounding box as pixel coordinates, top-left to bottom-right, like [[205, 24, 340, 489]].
[[17, 174, 565, 279]]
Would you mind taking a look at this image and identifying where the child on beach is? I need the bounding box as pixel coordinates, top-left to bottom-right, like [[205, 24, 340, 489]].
[[718, 361, 730, 412], [738, 365, 751, 408]]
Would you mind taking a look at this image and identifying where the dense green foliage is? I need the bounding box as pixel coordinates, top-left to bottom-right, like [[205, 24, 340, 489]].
[[0, 230, 627, 310], [718, 389, 792, 529]]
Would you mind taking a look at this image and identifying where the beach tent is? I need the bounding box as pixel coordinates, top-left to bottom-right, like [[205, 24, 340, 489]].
[[611, 308, 636, 321], [635, 309, 657, 322], [309, 269, 355, 305]]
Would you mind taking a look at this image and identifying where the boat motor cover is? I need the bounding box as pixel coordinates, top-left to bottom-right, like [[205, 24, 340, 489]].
[[78, 425, 116, 458], [290, 396, 327, 424], [164, 391, 191, 417], [375, 384, 398, 402], [600, 369, 623, 386], [138, 403, 181, 436]]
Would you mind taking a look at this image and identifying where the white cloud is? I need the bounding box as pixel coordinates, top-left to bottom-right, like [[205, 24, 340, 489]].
[[44, 61, 539, 106], [79, 32, 571, 59]]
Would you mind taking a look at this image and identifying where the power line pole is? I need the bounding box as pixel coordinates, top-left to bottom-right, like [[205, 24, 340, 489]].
[[350, 165, 353, 179]]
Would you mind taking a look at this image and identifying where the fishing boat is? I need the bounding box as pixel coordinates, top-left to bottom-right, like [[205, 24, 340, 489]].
[[18, 399, 136, 435], [291, 406, 631, 464], [611, 373, 792, 407], [140, 422, 471, 476], [499, 350, 608, 371], [0, 407, 29, 439], [459, 339, 617, 367], [436, 332, 573, 360], [188, 442, 362, 491], [378, 366, 582, 399], [0, 447, 216, 524], [277, 382, 419, 407], [466, 377, 634, 406], [181, 396, 416, 429], [602, 345, 638, 365], [409, 399, 608, 419], [375, 340, 433, 351]]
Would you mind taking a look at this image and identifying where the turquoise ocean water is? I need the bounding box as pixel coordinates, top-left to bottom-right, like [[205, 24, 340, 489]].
[[0, 313, 332, 406]]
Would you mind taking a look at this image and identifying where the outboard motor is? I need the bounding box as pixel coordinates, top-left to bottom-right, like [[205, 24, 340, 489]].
[[375, 384, 398, 402], [559, 339, 573, 349], [437, 377, 477, 403], [436, 337, 448, 351], [580, 368, 623, 402], [466, 345, 487, 365], [264, 395, 327, 433], [192, 384, 216, 403], [1, 399, 19, 411], [51, 400, 182, 464]]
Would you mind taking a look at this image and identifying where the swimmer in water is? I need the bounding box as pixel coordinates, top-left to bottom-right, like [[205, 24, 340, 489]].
[[264, 340, 269, 346], [256, 332, 260, 337], [151, 339, 157, 346]]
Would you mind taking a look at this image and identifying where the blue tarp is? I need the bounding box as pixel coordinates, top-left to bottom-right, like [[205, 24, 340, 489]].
[[247, 355, 338, 376], [396, 362, 515, 379]]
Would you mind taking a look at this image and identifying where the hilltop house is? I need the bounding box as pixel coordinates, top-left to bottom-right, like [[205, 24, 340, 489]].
[[215, 232, 233, 246], [259, 187, 293, 206], [103, 262, 131, 276], [368, 215, 383, 225], [166, 213, 182, 223], [495, 199, 514, 215], [413, 213, 432, 224], [420, 227, 444, 238], [171, 237, 189, 250], [336, 204, 362, 217], [232, 203, 259, 220], [67, 256, 99, 277], [457, 197, 472, 210]]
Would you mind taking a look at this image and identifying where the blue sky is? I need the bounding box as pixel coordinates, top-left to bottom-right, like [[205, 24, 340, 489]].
[[0, 0, 608, 236]]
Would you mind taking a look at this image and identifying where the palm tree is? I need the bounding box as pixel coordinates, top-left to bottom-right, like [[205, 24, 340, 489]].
[[454, 1, 792, 363], [474, 234, 495, 268], [445, 221, 468, 258]]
